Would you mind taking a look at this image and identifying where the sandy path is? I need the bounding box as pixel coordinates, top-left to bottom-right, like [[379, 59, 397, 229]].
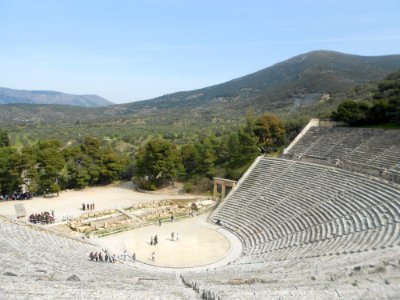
[[0, 181, 203, 221], [93, 213, 230, 268]]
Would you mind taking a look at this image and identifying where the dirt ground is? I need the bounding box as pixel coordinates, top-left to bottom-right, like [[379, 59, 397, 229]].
[[0, 181, 230, 268], [93, 212, 230, 268], [0, 181, 203, 221]]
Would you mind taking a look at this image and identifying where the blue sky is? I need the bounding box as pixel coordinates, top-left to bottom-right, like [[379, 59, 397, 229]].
[[0, 0, 399, 103]]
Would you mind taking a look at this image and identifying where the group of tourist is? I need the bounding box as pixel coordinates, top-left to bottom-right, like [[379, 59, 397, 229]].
[[29, 211, 55, 224], [0, 192, 33, 201], [82, 203, 95, 211], [150, 235, 158, 245], [89, 250, 116, 263]]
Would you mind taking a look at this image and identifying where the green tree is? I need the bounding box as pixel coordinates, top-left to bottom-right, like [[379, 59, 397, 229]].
[[135, 138, 183, 190], [226, 132, 241, 168], [0, 147, 22, 195], [99, 147, 126, 184], [333, 100, 370, 125], [237, 116, 259, 164], [36, 141, 65, 196], [214, 134, 230, 166], [254, 113, 285, 153], [82, 136, 103, 185], [197, 137, 216, 178], [63, 145, 91, 189], [181, 144, 200, 178]]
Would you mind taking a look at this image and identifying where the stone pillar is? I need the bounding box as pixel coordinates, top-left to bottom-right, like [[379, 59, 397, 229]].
[[213, 182, 218, 200], [221, 184, 226, 200]]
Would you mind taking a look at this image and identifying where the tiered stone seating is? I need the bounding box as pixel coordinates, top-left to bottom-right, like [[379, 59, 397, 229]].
[[211, 158, 400, 261], [182, 246, 400, 300], [284, 127, 400, 183], [0, 216, 186, 299]]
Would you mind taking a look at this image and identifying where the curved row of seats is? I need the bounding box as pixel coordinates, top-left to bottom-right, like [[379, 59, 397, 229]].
[[211, 158, 400, 261], [182, 245, 400, 300], [0, 216, 185, 299], [284, 127, 400, 182], [191, 155, 400, 298]]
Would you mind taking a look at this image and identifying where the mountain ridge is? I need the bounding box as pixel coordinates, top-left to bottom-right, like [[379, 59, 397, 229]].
[[121, 50, 400, 114], [0, 87, 113, 107], [1, 50, 400, 124]]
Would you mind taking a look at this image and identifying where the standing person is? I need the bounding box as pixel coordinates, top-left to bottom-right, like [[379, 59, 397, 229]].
[[171, 215, 174, 223], [86, 203, 89, 211], [93, 203, 95, 210], [132, 252, 136, 262], [51, 210, 54, 218], [154, 235, 158, 245], [105, 253, 109, 262], [150, 236, 154, 245], [82, 203, 85, 211], [95, 252, 98, 262], [158, 219, 162, 226], [123, 250, 127, 261], [171, 232, 174, 241], [176, 232, 179, 241], [151, 252, 155, 262]]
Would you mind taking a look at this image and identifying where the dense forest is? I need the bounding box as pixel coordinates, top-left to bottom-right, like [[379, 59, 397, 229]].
[[0, 112, 292, 197], [0, 133, 128, 198]]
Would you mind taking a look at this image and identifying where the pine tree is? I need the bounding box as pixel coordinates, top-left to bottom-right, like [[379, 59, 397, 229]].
[[135, 138, 183, 189], [197, 138, 216, 178], [254, 113, 285, 153], [181, 144, 200, 178]]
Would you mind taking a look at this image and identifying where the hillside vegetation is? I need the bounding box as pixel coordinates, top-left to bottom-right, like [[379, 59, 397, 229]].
[[332, 70, 400, 125], [1, 50, 400, 126], [122, 50, 400, 116]]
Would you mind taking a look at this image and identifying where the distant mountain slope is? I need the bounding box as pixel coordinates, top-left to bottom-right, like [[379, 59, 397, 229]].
[[0, 50, 399, 125], [122, 50, 400, 114], [0, 87, 113, 107]]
